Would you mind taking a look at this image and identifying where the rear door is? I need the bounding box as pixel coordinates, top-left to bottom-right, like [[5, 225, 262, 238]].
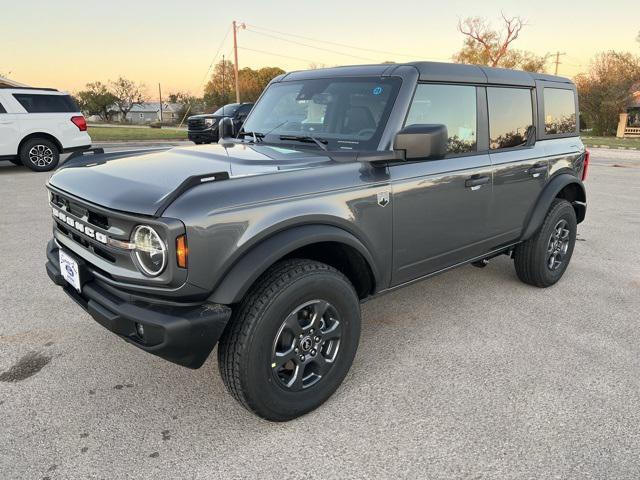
[[390, 83, 494, 285], [487, 86, 548, 244], [0, 96, 19, 156]]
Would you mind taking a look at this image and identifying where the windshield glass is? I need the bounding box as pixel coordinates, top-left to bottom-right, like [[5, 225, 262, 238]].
[[241, 77, 402, 150], [214, 103, 240, 116]]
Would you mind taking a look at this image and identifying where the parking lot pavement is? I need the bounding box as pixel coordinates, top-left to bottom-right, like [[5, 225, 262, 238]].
[[1, 148, 639, 479]]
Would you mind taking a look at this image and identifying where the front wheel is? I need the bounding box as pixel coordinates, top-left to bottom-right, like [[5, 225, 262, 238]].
[[514, 199, 577, 287], [217, 259, 361, 421]]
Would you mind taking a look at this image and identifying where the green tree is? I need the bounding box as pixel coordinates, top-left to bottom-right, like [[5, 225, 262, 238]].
[[110, 77, 147, 123], [204, 60, 285, 108], [75, 82, 118, 122], [575, 51, 640, 135], [203, 60, 235, 109], [453, 15, 548, 72]]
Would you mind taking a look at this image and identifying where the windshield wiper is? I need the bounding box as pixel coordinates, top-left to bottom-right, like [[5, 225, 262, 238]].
[[237, 131, 265, 142], [279, 134, 329, 151]]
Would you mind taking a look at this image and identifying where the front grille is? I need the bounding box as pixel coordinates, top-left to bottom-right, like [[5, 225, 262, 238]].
[[51, 192, 109, 229], [188, 118, 206, 130]]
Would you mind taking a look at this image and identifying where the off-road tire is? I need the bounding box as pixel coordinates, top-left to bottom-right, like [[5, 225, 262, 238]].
[[217, 259, 361, 421], [514, 199, 577, 287], [19, 138, 60, 172]]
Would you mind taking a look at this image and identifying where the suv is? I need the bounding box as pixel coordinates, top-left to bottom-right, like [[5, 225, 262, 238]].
[[44, 62, 587, 421], [0, 87, 91, 171], [187, 102, 253, 144]]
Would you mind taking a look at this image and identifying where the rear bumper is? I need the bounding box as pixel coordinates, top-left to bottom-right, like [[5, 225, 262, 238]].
[[46, 240, 231, 369]]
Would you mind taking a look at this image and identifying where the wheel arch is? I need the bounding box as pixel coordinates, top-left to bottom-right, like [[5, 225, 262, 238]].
[[208, 224, 381, 305], [18, 132, 63, 154], [521, 174, 586, 241]]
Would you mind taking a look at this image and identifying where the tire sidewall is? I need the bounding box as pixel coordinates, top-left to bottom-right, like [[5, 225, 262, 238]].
[[537, 202, 577, 285], [242, 271, 361, 420], [20, 138, 60, 172]]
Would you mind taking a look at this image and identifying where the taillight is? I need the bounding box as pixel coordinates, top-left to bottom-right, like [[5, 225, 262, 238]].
[[176, 235, 188, 268], [71, 116, 87, 131], [582, 149, 590, 181]]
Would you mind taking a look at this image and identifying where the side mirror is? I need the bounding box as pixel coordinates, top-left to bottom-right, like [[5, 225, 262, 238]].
[[393, 124, 448, 160], [219, 117, 235, 139]]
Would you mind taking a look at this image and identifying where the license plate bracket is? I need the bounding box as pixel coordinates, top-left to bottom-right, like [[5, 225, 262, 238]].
[[59, 249, 82, 292]]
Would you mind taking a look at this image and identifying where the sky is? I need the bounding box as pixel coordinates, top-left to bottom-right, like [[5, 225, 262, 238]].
[[1, 0, 638, 97]]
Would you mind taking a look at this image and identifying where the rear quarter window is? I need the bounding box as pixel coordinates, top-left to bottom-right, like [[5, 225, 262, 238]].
[[0, 101, 6, 114], [12, 93, 78, 113], [543, 88, 576, 135]]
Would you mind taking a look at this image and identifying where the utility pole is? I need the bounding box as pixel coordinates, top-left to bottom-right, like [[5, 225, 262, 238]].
[[553, 51, 566, 76], [222, 54, 225, 106], [232, 20, 245, 103], [158, 83, 163, 126]]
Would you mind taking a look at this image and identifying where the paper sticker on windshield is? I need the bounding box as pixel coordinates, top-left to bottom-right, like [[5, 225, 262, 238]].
[[372, 86, 383, 95]]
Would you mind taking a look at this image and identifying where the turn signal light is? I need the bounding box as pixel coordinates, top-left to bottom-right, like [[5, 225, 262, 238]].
[[176, 235, 188, 268], [582, 149, 590, 181]]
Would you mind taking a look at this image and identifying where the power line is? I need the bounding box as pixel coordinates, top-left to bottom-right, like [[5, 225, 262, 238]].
[[237, 46, 316, 64], [245, 23, 437, 59], [244, 28, 379, 62]]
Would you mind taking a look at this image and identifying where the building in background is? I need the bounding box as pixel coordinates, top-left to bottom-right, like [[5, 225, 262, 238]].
[[617, 85, 640, 138], [0, 76, 29, 88]]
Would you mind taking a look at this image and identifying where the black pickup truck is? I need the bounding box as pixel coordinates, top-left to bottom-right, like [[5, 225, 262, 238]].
[[45, 62, 587, 421], [187, 102, 253, 144]]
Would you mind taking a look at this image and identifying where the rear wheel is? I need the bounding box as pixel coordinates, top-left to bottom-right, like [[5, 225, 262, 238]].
[[514, 199, 577, 287], [217, 259, 361, 421], [19, 138, 60, 172]]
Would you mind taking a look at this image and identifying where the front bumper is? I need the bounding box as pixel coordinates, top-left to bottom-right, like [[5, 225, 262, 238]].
[[188, 129, 218, 143], [46, 240, 232, 369]]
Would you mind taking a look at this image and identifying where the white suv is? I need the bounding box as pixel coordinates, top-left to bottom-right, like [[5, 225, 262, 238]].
[[0, 87, 91, 171]]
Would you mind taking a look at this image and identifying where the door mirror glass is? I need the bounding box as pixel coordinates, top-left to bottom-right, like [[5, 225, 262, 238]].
[[393, 124, 448, 160]]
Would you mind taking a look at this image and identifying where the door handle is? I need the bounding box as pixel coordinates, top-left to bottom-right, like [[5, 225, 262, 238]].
[[528, 163, 547, 178], [465, 175, 490, 190]]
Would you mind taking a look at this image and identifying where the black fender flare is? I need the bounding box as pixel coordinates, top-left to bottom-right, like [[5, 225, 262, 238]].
[[208, 224, 381, 305], [521, 173, 586, 241]]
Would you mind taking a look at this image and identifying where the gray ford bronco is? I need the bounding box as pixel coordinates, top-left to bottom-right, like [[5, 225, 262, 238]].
[[45, 62, 587, 421]]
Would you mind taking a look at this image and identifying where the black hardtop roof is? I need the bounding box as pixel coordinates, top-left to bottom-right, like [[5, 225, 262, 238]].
[[280, 61, 573, 86]]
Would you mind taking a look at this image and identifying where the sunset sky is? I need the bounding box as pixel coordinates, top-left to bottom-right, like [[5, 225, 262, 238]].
[[2, 0, 638, 97]]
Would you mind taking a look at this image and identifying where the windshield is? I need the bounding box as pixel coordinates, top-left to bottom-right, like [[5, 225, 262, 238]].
[[241, 77, 402, 150], [214, 103, 240, 116]]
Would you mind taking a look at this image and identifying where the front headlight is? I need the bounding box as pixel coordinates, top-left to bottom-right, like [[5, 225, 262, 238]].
[[204, 118, 216, 127], [132, 225, 166, 276]]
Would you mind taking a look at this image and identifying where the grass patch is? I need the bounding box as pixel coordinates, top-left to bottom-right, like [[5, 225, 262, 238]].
[[581, 136, 640, 150], [88, 126, 188, 142]]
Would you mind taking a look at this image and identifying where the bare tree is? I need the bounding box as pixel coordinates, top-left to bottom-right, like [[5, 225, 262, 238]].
[[110, 77, 147, 123], [456, 14, 526, 67]]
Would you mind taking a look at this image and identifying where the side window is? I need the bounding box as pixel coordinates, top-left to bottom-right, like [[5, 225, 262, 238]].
[[12, 94, 78, 113], [0, 101, 6, 114], [487, 87, 534, 150], [405, 84, 477, 154], [543, 88, 576, 135]]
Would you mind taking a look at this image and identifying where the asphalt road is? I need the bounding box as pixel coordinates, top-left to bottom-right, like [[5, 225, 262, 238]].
[[1, 147, 639, 479]]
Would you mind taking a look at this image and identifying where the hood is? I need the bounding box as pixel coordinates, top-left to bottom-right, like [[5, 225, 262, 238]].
[[48, 143, 330, 216]]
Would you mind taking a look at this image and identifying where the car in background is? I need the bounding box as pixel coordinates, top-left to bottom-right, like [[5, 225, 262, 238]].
[[0, 87, 91, 171], [187, 102, 253, 144]]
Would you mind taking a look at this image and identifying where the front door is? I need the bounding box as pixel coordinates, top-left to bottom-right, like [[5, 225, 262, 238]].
[[389, 83, 493, 285]]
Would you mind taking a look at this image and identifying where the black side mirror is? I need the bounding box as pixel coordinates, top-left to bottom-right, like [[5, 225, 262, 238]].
[[393, 124, 448, 160], [219, 117, 235, 139]]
